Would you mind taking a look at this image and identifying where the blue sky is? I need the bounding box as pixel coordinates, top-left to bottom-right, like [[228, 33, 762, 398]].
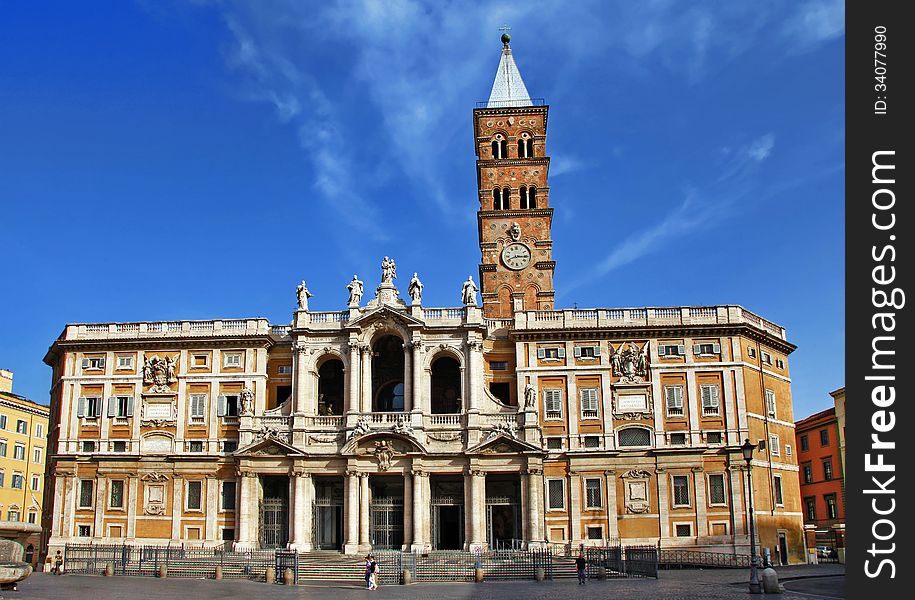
[[0, 1, 844, 419]]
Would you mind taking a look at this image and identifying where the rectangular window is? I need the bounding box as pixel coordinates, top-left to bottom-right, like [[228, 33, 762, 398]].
[[189, 394, 207, 422], [769, 435, 780, 456], [489, 361, 508, 371], [78, 525, 91, 537], [800, 435, 809, 451], [79, 479, 94, 508], [672, 475, 690, 507], [0, 440, 6, 456], [277, 365, 292, 374], [761, 352, 773, 365], [706, 431, 723, 445], [823, 459, 833, 481], [785, 444, 792, 456], [109, 395, 132, 418], [773, 475, 784, 506], [117, 355, 133, 369], [12, 474, 23, 489], [79, 396, 103, 419], [765, 389, 776, 418], [825, 494, 838, 519], [805, 497, 817, 521], [820, 429, 829, 446], [543, 389, 563, 419], [583, 436, 601, 449], [81, 440, 96, 453], [35, 423, 44, 438], [575, 346, 600, 359], [16, 420, 27, 434], [223, 440, 238, 453], [13, 444, 25, 460], [223, 353, 242, 368], [222, 481, 237, 510], [82, 356, 106, 370], [700, 384, 720, 416], [33, 447, 42, 463], [222, 528, 235, 541], [7, 511, 20, 522], [775, 358, 785, 369], [0, 471, 5, 487], [189, 440, 204, 453], [28, 511, 37, 524], [191, 354, 210, 368], [803, 463, 813, 484], [187, 481, 202, 510], [693, 342, 721, 356], [113, 440, 127, 453], [658, 344, 686, 357], [31, 474, 40, 491], [665, 385, 684, 417], [585, 478, 602, 508], [0, 415, 6, 429], [747, 347, 757, 359], [708, 474, 726, 505], [539, 347, 563, 360], [579, 388, 599, 419], [547, 479, 565, 510], [110, 480, 125, 509], [218, 395, 240, 418], [546, 437, 562, 450], [675, 523, 692, 537], [670, 432, 687, 446], [587, 526, 603, 540]]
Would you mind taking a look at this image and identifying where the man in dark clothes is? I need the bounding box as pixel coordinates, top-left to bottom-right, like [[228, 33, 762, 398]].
[[575, 553, 587, 585]]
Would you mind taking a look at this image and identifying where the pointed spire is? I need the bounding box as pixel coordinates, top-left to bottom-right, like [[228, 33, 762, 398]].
[[487, 29, 532, 108]]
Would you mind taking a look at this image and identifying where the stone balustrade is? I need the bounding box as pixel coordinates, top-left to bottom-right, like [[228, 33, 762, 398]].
[[61, 318, 272, 340]]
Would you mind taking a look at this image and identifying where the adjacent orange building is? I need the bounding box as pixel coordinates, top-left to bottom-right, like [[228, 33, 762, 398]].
[[795, 407, 844, 560]]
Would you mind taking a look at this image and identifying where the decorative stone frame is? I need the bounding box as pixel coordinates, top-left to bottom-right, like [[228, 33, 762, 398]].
[[612, 383, 652, 421], [621, 470, 651, 514], [706, 472, 729, 507]]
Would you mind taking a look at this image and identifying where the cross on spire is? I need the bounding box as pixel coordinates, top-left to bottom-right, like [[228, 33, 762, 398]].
[[499, 24, 511, 34], [499, 24, 512, 46]]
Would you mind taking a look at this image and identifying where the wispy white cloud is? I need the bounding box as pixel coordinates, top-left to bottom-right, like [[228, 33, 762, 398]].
[[780, 0, 844, 53]]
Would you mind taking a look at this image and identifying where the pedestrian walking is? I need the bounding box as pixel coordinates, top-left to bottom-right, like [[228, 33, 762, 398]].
[[369, 555, 380, 590], [364, 554, 373, 589], [53, 550, 63, 575], [575, 552, 587, 585]]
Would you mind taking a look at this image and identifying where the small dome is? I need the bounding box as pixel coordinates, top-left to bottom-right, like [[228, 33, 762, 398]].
[[501, 32, 511, 45]]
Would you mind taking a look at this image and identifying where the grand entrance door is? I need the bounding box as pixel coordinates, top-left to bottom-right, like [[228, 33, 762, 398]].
[[370, 497, 404, 550], [313, 478, 344, 550], [432, 498, 464, 550], [486, 500, 520, 549], [259, 476, 289, 549]]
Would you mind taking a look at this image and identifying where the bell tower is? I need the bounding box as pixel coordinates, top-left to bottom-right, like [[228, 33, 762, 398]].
[[474, 32, 555, 318]]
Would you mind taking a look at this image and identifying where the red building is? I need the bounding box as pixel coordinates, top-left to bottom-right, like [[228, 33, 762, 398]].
[[795, 407, 844, 561]]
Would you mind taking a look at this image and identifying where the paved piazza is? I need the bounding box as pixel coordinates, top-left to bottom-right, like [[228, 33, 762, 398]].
[[13, 566, 844, 600]]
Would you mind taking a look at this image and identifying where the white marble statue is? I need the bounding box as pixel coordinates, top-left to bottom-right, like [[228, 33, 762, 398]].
[[381, 256, 397, 284], [408, 272, 423, 304], [524, 382, 537, 408], [239, 387, 254, 416], [347, 275, 364, 306], [461, 276, 478, 306], [296, 280, 313, 310]]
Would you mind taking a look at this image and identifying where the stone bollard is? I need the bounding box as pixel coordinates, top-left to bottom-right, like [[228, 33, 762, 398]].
[[597, 566, 607, 580], [104, 564, 114, 577], [283, 567, 295, 585], [534, 567, 545, 582], [402, 569, 413, 585], [761, 567, 780, 594], [214, 565, 223, 580], [474, 568, 485, 583], [158, 564, 168, 579], [265, 566, 276, 584]]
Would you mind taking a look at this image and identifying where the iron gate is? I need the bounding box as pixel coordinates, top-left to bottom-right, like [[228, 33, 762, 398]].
[[370, 497, 404, 549], [313, 496, 343, 550], [260, 497, 288, 549], [486, 497, 522, 550], [431, 495, 464, 550]]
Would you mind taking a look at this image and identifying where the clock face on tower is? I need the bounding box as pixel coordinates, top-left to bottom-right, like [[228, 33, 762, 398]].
[[501, 242, 532, 270]]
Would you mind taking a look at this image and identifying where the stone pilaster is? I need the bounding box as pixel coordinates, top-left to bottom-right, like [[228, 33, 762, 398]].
[[568, 471, 581, 544], [205, 475, 218, 542], [465, 468, 486, 551], [566, 375, 579, 449], [685, 366, 701, 446], [403, 344, 413, 412], [126, 476, 138, 540], [94, 475, 106, 539], [411, 469, 431, 553], [411, 334, 424, 414], [171, 475, 183, 541], [604, 470, 618, 541], [466, 339, 484, 412], [289, 472, 313, 551], [657, 468, 669, 540], [729, 466, 746, 535], [359, 473, 371, 550], [347, 339, 360, 414], [360, 346, 372, 413], [694, 467, 707, 538], [295, 344, 309, 414]]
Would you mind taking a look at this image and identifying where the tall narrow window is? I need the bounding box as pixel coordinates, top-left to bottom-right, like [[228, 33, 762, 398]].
[[110, 480, 125, 509], [187, 481, 202, 510], [492, 140, 500, 158], [773, 475, 784, 506], [79, 480, 94, 508], [519, 186, 528, 209], [547, 479, 565, 509], [500, 139, 508, 158], [672, 475, 690, 506], [585, 478, 602, 508], [529, 186, 537, 208], [492, 188, 501, 210], [502, 187, 510, 209]]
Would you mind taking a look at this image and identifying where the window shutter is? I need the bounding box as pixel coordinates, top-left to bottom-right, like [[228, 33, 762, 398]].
[[77, 397, 86, 418], [537, 348, 546, 359], [693, 344, 702, 354], [711, 386, 720, 406], [593, 345, 601, 357], [677, 344, 685, 355], [216, 395, 227, 417], [126, 397, 134, 417], [81, 358, 89, 368], [712, 342, 721, 354], [574, 347, 582, 358], [94, 398, 103, 417], [557, 347, 566, 358], [107, 397, 118, 417], [658, 345, 667, 356], [99, 357, 106, 368]]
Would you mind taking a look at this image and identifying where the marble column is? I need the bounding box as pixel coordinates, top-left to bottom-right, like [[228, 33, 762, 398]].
[[402, 473, 413, 549], [525, 468, 545, 547], [465, 469, 486, 551], [411, 470, 430, 552], [403, 344, 413, 412], [411, 336, 424, 414], [294, 344, 309, 414], [289, 472, 313, 551], [360, 346, 372, 413], [235, 473, 258, 550], [359, 473, 371, 550], [344, 471, 360, 554], [347, 341, 360, 414]]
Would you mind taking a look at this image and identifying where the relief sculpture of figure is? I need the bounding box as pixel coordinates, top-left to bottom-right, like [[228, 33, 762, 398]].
[[347, 275, 364, 306], [509, 222, 521, 241], [611, 342, 648, 383], [165, 355, 178, 384], [381, 256, 397, 284], [296, 280, 313, 310], [523, 381, 537, 408], [407, 272, 423, 304], [461, 276, 478, 306], [239, 387, 254, 416]]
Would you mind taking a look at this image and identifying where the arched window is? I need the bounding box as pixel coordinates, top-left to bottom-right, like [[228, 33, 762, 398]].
[[491, 140, 500, 159], [500, 139, 508, 159], [519, 186, 527, 209], [529, 186, 537, 208], [492, 188, 501, 210], [618, 427, 652, 447], [372, 335, 405, 412], [491, 134, 508, 159], [502, 187, 510, 210], [430, 356, 461, 414], [518, 133, 534, 158], [318, 359, 344, 416], [25, 544, 34, 564]]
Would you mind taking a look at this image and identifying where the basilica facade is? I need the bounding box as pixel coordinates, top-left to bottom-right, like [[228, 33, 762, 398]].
[[41, 35, 805, 563]]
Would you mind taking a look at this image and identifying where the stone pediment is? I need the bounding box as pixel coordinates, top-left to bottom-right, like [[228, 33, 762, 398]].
[[234, 436, 303, 458], [348, 305, 423, 329], [467, 433, 543, 455], [341, 431, 426, 456]]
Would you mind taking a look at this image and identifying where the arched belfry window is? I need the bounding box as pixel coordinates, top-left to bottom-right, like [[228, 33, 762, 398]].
[[520, 186, 528, 209], [529, 186, 537, 208], [518, 132, 534, 158], [502, 187, 510, 210], [491, 134, 508, 160]]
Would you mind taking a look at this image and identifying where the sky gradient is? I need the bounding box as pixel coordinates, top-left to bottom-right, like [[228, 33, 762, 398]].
[[0, 1, 844, 419]]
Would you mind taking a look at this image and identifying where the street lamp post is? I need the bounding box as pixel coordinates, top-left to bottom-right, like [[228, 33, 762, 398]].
[[742, 438, 762, 594]]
